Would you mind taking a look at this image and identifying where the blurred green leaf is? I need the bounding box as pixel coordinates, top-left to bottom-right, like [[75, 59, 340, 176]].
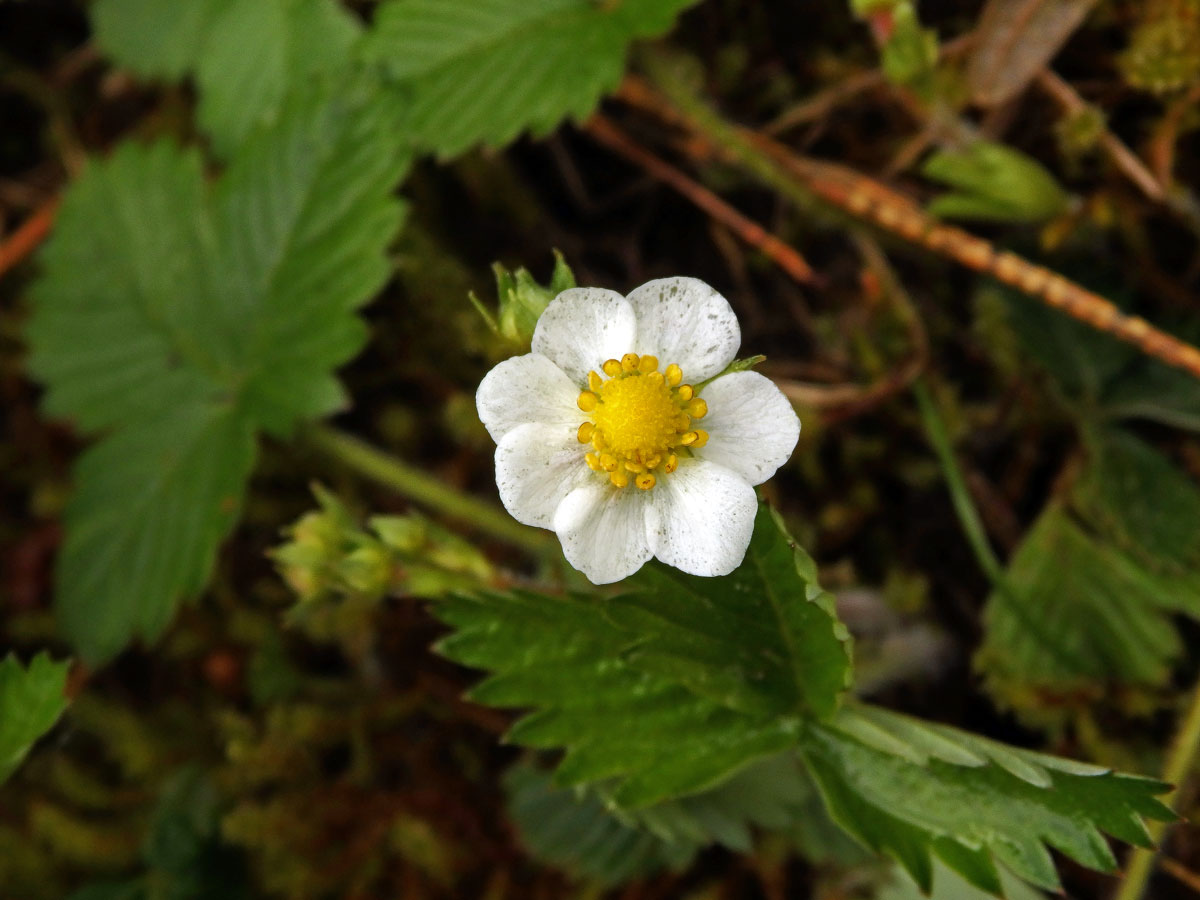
[[880, 3, 939, 95], [876, 860, 1047, 900], [979, 430, 1200, 704], [923, 142, 1071, 224], [800, 704, 1173, 894], [0, 653, 70, 785], [505, 750, 816, 885], [92, 0, 361, 157], [26, 84, 409, 664], [365, 0, 700, 157]]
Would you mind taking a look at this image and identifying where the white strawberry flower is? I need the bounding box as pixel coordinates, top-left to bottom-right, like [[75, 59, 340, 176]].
[[476, 277, 801, 584]]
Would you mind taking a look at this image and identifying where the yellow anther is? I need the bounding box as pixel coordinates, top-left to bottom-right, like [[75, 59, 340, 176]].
[[620, 352, 640, 372], [686, 398, 708, 418], [638, 354, 659, 373], [665, 364, 683, 386], [676, 414, 692, 431], [624, 460, 645, 473], [577, 422, 595, 443], [680, 431, 699, 446], [644, 454, 662, 470], [677, 384, 694, 401], [691, 429, 709, 448], [587, 370, 603, 392], [577, 391, 598, 412], [610, 469, 630, 488], [602, 358, 622, 377], [599, 452, 617, 472], [591, 431, 606, 450], [585, 452, 602, 471], [665, 453, 678, 473], [647, 371, 665, 386], [635, 472, 656, 490]]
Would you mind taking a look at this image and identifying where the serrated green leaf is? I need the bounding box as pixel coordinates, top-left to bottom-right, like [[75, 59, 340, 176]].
[[0, 653, 70, 785], [365, 0, 699, 157], [611, 505, 853, 719], [92, 0, 362, 157], [799, 704, 1173, 894], [55, 407, 256, 663], [877, 860, 1048, 900], [435, 504, 837, 806], [26, 84, 409, 664]]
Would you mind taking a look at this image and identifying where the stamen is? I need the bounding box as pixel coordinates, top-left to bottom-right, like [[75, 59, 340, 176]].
[[624, 460, 645, 473], [665, 453, 678, 473], [602, 358, 622, 377], [610, 469, 629, 488], [587, 370, 603, 392], [577, 422, 595, 443], [665, 364, 683, 386], [577, 391, 598, 412], [620, 352, 640, 372], [599, 452, 617, 472], [680, 431, 699, 446], [635, 472, 656, 490], [685, 398, 707, 418], [585, 452, 601, 471], [691, 430, 709, 448], [677, 384, 694, 401], [638, 354, 659, 373]]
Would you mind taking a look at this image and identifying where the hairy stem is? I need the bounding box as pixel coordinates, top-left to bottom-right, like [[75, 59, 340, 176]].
[[304, 424, 555, 558], [1113, 677, 1200, 900]]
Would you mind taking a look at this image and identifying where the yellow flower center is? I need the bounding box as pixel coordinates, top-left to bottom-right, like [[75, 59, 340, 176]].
[[575, 353, 708, 491]]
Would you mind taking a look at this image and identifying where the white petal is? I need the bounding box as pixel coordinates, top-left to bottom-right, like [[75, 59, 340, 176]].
[[553, 481, 654, 584], [476, 353, 585, 443], [495, 422, 591, 529], [694, 371, 800, 485], [648, 459, 757, 577], [531, 287, 637, 384], [626, 277, 740, 382]]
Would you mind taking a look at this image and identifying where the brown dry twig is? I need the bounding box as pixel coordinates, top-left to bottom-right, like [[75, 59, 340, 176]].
[[584, 114, 818, 285], [617, 73, 1200, 384], [0, 195, 60, 280]]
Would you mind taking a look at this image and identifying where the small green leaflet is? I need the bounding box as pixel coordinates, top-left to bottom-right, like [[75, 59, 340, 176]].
[[800, 704, 1174, 894], [26, 84, 409, 664], [434, 503, 850, 806], [91, 0, 361, 157], [365, 0, 701, 157], [0, 653, 70, 785]]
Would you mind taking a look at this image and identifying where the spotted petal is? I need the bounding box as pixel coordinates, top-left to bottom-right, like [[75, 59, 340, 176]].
[[476, 352, 585, 443], [532, 287, 637, 385], [626, 277, 740, 382], [695, 372, 800, 485], [552, 481, 654, 584], [494, 421, 592, 529], [647, 458, 757, 577]]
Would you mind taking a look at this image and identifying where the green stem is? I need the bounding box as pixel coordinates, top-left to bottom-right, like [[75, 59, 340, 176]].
[[912, 380, 1004, 583], [304, 424, 555, 558], [1113, 676, 1200, 900]]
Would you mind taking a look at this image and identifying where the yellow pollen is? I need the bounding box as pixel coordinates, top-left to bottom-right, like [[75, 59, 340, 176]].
[[577, 353, 711, 491]]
